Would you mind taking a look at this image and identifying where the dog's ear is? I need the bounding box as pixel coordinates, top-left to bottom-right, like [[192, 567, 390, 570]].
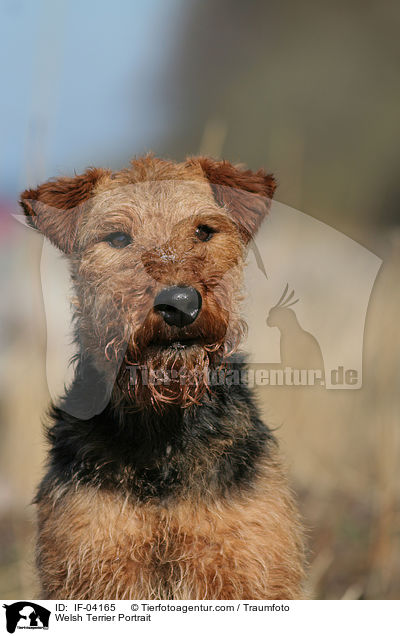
[[19, 168, 110, 253], [189, 157, 276, 242]]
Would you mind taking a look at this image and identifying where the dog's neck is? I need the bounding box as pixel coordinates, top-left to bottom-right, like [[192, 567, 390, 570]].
[[39, 354, 272, 503]]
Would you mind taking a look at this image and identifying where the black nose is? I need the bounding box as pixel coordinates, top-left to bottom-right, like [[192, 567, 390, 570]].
[[154, 286, 202, 327]]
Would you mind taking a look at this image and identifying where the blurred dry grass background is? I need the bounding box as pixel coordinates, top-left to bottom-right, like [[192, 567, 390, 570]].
[[259, 230, 400, 598], [0, 0, 399, 600]]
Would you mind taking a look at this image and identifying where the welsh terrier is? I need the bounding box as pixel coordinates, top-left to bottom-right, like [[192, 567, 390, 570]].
[[21, 155, 305, 600]]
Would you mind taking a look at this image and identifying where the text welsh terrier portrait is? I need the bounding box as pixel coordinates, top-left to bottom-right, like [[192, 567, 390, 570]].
[[20, 155, 305, 599]]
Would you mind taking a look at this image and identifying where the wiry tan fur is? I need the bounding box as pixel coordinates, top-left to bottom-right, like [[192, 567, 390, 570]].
[[37, 450, 304, 600]]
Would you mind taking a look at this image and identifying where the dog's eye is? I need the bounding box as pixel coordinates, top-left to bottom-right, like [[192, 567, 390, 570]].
[[104, 232, 132, 248], [195, 225, 216, 242]]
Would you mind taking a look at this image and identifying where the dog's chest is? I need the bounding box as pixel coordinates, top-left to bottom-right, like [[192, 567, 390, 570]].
[[37, 459, 304, 600], [41, 486, 239, 597]]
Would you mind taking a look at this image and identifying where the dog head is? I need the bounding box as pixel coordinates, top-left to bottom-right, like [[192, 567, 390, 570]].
[[21, 155, 275, 409]]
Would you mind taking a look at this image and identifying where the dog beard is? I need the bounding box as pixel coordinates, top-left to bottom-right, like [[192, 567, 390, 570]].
[[109, 306, 247, 410], [114, 341, 224, 410]]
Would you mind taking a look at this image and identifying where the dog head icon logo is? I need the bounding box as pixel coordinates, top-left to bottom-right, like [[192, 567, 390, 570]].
[[2, 602, 50, 634]]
